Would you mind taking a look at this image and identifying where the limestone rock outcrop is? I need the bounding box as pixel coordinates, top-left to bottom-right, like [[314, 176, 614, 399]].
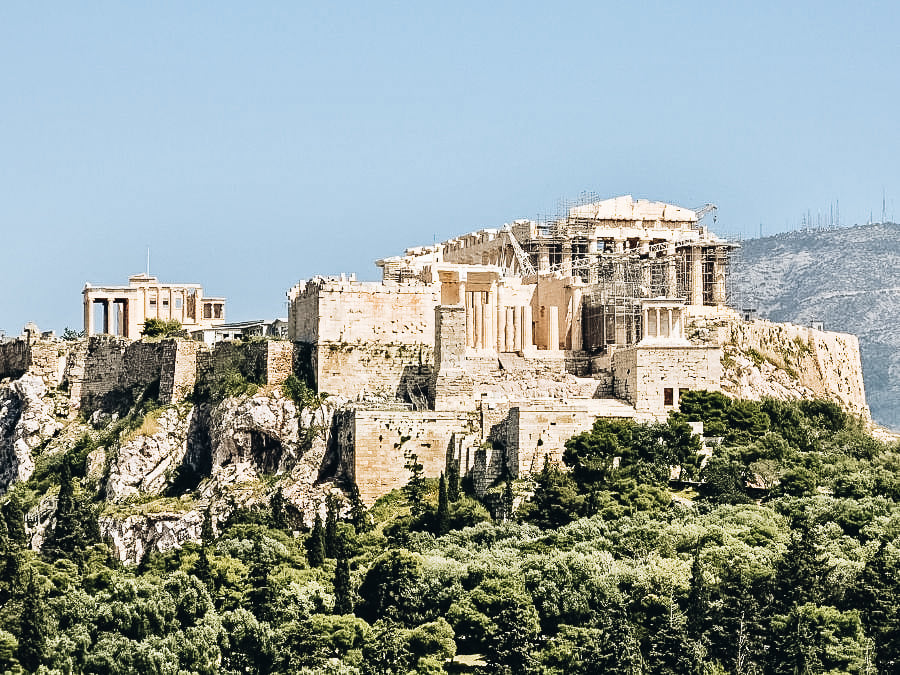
[[0, 375, 62, 491], [106, 405, 194, 502]]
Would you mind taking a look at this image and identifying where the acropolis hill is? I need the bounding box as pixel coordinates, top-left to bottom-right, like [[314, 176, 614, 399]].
[[0, 195, 871, 561]]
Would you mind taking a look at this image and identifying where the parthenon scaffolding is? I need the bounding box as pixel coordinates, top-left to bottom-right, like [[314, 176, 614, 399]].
[[377, 194, 737, 353]]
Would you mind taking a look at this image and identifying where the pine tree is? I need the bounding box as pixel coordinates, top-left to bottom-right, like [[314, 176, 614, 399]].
[[324, 494, 339, 558], [306, 513, 326, 568], [333, 537, 352, 615], [436, 473, 450, 535], [16, 574, 45, 672], [447, 460, 461, 502]]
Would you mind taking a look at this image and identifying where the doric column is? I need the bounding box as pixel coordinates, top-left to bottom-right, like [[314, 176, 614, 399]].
[[465, 292, 474, 348], [473, 293, 483, 349], [666, 308, 673, 338], [548, 306, 559, 351], [713, 247, 727, 305], [512, 306, 521, 351], [505, 307, 515, 351], [642, 307, 649, 341], [522, 306, 533, 352], [655, 308, 661, 339], [666, 242, 678, 297], [691, 246, 704, 306], [102, 299, 111, 335], [538, 246, 550, 273], [587, 238, 599, 284]]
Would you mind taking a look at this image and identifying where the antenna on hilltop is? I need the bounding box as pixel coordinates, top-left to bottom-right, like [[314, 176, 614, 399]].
[[883, 187, 887, 224]]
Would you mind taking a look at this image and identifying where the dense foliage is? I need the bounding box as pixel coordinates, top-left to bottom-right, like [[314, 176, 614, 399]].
[[1, 394, 899, 673]]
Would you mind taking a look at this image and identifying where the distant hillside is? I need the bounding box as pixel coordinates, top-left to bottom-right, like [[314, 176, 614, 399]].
[[729, 222, 900, 429]]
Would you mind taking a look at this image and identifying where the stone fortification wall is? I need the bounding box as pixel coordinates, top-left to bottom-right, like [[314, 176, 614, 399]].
[[613, 345, 722, 416], [722, 320, 870, 420], [288, 278, 440, 400], [504, 399, 638, 478], [0, 339, 71, 386], [314, 342, 434, 402], [343, 407, 478, 505], [80, 337, 167, 411], [71, 337, 296, 413]]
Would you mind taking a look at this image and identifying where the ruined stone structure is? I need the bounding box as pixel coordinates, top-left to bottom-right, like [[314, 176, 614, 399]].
[[83, 274, 226, 338], [286, 195, 744, 502]]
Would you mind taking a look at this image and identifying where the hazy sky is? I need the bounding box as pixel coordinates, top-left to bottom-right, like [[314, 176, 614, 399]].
[[2, 2, 898, 333]]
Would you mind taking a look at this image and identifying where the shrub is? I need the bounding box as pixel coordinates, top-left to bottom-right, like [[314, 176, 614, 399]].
[[141, 318, 183, 338]]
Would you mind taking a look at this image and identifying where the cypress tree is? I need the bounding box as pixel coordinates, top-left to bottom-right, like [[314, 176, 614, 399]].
[[447, 460, 461, 502], [306, 513, 325, 568], [324, 494, 339, 558], [348, 482, 369, 533], [200, 506, 215, 548], [3, 494, 26, 547], [502, 480, 515, 521], [436, 473, 450, 535], [16, 574, 44, 672], [403, 450, 427, 516], [333, 537, 352, 615], [247, 543, 274, 623], [271, 487, 287, 531], [686, 547, 710, 642]]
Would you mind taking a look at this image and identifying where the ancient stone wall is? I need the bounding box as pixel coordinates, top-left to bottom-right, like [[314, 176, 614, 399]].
[[345, 407, 478, 505], [80, 337, 167, 411], [504, 399, 638, 478], [159, 339, 201, 404], [613, 345, 722, 415], [315, 342, 434, 402], [0, 340, 30, 380], [0, 339, 70, 387]]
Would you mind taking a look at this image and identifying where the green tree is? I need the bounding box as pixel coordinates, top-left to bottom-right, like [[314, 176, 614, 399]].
[[347, 482, 370, 533], [324, 493, 340, 558], [306, 513, 326, 568], [3, 493, 27, 547], [519, 456, 583, 528], [357, 550, 424, 626], [446, 460, 461, 502], [16, 574, 46, 672], [436, 474, 450, 535], [141, 318, 182, 337], [43, 456, 99, 561], [846, 541, 900, 671], [333, 536, 353, 616], [403, 450, 427, 517]]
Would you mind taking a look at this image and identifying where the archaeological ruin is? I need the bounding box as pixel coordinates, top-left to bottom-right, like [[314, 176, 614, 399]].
[[82, 274, 226, 338], [0, 194, 870, 509]]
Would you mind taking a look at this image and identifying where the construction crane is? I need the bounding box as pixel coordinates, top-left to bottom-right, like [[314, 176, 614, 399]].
[[501, 226, 536, 277], [692, 203, 718, 223]]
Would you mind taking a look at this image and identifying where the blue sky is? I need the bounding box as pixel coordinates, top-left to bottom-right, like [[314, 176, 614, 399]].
[[2, 2, 899, 332]]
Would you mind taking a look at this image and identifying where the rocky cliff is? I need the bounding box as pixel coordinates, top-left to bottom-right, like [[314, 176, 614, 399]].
[[729, 223, 900, 428], [0, 369, 348, 564]]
